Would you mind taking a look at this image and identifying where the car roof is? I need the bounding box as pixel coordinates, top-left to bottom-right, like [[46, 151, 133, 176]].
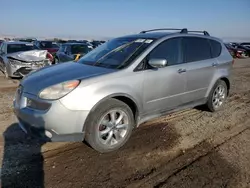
[[117, 31, 220, 41], [63, 43, 89, 46], [4, 41, 33, 45], [118, 32, 173, 40]]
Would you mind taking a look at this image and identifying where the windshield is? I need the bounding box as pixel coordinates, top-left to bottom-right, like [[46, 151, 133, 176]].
[[7, 43, 38, 53], [71, 45, 92, 54], [78, 38, 153, 69]]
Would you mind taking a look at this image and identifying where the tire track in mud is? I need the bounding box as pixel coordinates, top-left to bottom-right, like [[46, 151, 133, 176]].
[[127, 122, 250, 188]]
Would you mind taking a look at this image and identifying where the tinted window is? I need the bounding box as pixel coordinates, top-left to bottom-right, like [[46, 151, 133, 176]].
[[39, 41, 55, 48], [71, 45, 91, 54], [59, 45, 66, 52], [210, 39, 221, 58], [148, 37, 181, 66], [7, 43, 38, 53], [183, 37, 211, 63]]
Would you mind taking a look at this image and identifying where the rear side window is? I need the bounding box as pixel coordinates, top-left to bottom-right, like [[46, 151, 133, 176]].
[[148, 37, 182, 66], [59, 45, 66, 52], [183, 37, 211, 63], [209, 39, 222, 58]]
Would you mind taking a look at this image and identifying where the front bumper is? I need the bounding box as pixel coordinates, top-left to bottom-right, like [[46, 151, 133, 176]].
[[13, 92, 89, 142], [7, 61, 51, 77]]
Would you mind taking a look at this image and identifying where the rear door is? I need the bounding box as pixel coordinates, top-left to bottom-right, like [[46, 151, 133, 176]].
[[182, 37, 217, 103]]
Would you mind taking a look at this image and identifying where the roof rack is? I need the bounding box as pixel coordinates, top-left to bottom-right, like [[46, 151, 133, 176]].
[[187, 30, 210, 36], [140, 28, 187, 34], [140, 28, 210, 36]]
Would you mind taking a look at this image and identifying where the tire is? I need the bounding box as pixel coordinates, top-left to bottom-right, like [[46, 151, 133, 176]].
[[3, 66, 10, 79], [206, 80, 228, 112], [85, 98, 135, 153]]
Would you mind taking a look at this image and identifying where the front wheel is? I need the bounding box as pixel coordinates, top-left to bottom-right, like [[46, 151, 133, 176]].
[[3, 66, 10, 79], [206, 80, 228, 112], [85, 99, 135, 153]]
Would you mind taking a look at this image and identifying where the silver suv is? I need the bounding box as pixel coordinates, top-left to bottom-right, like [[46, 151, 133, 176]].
[[14, 28, 233, 153]]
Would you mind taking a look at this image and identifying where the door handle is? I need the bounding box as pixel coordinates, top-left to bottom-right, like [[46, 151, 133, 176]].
[[212, 62, 218, 67], [178, 69, 186, 73]]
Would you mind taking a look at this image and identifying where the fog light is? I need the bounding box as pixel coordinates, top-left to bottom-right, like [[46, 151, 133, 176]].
[[45, 130, 53, 138]]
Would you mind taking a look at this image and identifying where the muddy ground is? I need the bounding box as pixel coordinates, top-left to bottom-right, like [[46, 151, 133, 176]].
[[0, 59, 250, 188]]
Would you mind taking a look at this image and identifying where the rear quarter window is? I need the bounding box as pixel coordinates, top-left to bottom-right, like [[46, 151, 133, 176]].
[[209, 39, 222, 58]]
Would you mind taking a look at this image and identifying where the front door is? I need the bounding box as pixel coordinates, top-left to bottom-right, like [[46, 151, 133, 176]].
[[142, 37, 187, 115]]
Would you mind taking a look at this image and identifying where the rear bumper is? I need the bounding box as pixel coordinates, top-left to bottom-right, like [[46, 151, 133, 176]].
[[13, 92, 89, 142]]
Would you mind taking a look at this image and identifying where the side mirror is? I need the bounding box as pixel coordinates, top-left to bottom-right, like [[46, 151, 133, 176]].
[[148, 58, 167, 68]]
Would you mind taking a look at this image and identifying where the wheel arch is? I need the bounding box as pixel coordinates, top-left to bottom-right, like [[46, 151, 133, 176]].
[[83, 93, 141, 132], [206, 76, 231, 98], [220, 77, 230, 96]]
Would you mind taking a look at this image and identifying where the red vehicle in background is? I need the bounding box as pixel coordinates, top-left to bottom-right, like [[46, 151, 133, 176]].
[[225, 43, 248, 58], [34, 40, 59, 56]]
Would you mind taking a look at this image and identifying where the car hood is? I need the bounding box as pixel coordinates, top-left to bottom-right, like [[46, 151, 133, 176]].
[[7, 50, 48, 62], [21, 62, 116, 95]]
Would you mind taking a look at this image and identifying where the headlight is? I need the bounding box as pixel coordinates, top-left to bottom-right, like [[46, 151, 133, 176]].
[[39, 80, 80, 100], [8, 59, 24, 66]]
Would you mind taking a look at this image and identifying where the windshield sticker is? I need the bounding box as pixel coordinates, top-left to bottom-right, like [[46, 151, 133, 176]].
[[135, 39, 146, 43], [145, 39, 153, 43]]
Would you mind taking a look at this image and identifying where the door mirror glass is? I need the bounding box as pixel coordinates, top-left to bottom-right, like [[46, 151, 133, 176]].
[[148, 58, 167, 68]]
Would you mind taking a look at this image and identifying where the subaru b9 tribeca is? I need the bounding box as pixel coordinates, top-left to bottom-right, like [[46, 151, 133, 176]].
[[13, 28, 233, 153]]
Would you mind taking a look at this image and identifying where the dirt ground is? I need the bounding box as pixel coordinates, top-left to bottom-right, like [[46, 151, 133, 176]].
[[0, 59, 250, 188]]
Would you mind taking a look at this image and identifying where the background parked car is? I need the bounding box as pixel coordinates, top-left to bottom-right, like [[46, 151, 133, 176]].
[[54, 43, 92, 63], [230, 43, 250, 57], [0, 41, 52, 78], [91, 40, 102, 48], [0, 39, 4, 45], [14, 37, 37, 43], [240, 42, 250, 49], [34, 40, 59, 56], [225, 43, 236, 58]]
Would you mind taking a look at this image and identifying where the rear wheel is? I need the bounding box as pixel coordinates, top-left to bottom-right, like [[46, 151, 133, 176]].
[[85, 98, 135, 153], [206, 80, 227, 112]]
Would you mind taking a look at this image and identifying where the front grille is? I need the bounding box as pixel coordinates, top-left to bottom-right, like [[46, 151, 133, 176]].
[[26, 98, 51, 111], [18, 67, 33, 75]]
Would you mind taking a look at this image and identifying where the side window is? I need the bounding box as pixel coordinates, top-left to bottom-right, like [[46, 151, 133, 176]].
[[0, 44, 3, 52], [183, 37, 211, 63], [60, 45, 66, 52], [148, 37, 182, 66], [1, 44, 6, 54], [66, 46, 71, 54], [209, 39, 222, 58]]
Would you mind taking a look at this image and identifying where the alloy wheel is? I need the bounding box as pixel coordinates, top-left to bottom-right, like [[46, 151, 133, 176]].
[[98, 109, 129, 146]]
